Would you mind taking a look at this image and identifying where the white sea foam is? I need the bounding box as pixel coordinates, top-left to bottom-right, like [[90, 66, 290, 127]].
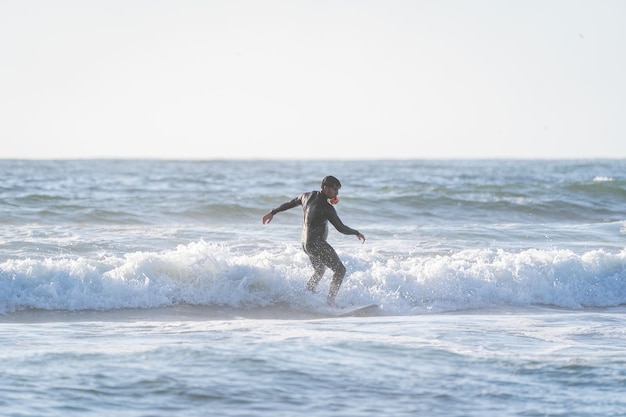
[[2, 240, 625, 315]]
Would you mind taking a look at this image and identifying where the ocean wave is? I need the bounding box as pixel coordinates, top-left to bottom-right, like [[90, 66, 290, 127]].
[[1, 240, 625, 315]]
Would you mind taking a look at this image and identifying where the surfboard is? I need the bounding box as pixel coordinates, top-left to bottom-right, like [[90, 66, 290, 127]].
[[328, 304, 379, 317]]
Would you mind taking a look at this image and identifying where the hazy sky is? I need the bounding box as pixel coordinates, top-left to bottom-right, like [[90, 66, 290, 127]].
[[1, 0, 625, 159]]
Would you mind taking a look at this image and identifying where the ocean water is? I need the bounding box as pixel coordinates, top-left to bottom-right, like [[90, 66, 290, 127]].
[[1, 159, 625, 416]]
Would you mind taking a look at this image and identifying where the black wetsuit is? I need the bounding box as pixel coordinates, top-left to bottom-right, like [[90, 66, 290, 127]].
[[270, 190, 361, 300]]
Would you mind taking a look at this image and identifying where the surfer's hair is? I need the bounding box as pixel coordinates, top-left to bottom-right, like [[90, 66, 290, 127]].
[[321, 175, 341, 190]]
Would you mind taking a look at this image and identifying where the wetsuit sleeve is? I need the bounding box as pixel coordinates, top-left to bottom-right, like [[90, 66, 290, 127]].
[[270, 195, 303, 215], [327, 207, 360, 236]]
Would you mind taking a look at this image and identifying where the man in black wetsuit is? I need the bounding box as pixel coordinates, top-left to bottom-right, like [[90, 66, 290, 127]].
[[262, 175, 365, 306]]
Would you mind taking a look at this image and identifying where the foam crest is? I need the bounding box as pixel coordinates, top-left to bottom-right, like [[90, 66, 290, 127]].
[[1, 241, 625, 315], [593, 176, 615, 182]]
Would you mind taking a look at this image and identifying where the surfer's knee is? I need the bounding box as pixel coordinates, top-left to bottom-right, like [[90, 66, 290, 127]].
[[307, 274, 322, 292], [334, 263, 346, 279]]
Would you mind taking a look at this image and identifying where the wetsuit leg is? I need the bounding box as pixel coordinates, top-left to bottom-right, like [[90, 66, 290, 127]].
[[306, 253, 326, 292], [327, 262, 346, 304], [304, 240, 346, 303], [327, 257, 346, 305]]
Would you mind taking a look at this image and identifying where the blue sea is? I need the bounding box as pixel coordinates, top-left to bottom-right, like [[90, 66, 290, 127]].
[[1, 159, 625, 416]]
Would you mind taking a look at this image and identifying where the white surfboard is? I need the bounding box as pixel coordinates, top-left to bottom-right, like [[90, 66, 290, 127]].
[[328, 303, 379, 317]]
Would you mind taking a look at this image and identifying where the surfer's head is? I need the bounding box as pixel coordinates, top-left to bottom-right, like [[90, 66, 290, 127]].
[[322, 176, 341, 204], [321, 175, 341, 190]]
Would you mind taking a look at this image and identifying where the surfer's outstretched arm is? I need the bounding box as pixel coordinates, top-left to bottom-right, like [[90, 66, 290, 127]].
[[263, 195, 303, 225]]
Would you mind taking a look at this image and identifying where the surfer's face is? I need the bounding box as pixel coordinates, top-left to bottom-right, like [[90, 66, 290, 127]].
[[323, 185, 339, 200]]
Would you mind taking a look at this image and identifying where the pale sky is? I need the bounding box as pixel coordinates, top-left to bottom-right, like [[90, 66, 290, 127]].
[[1, 0, 625, 159]]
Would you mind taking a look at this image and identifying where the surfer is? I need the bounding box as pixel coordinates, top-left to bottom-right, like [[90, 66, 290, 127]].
[[262, 175, 365, 305]]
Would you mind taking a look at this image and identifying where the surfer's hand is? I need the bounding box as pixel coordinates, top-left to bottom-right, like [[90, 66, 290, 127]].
[[357, 233, 365, 243], [262, 212, 274, 224]]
